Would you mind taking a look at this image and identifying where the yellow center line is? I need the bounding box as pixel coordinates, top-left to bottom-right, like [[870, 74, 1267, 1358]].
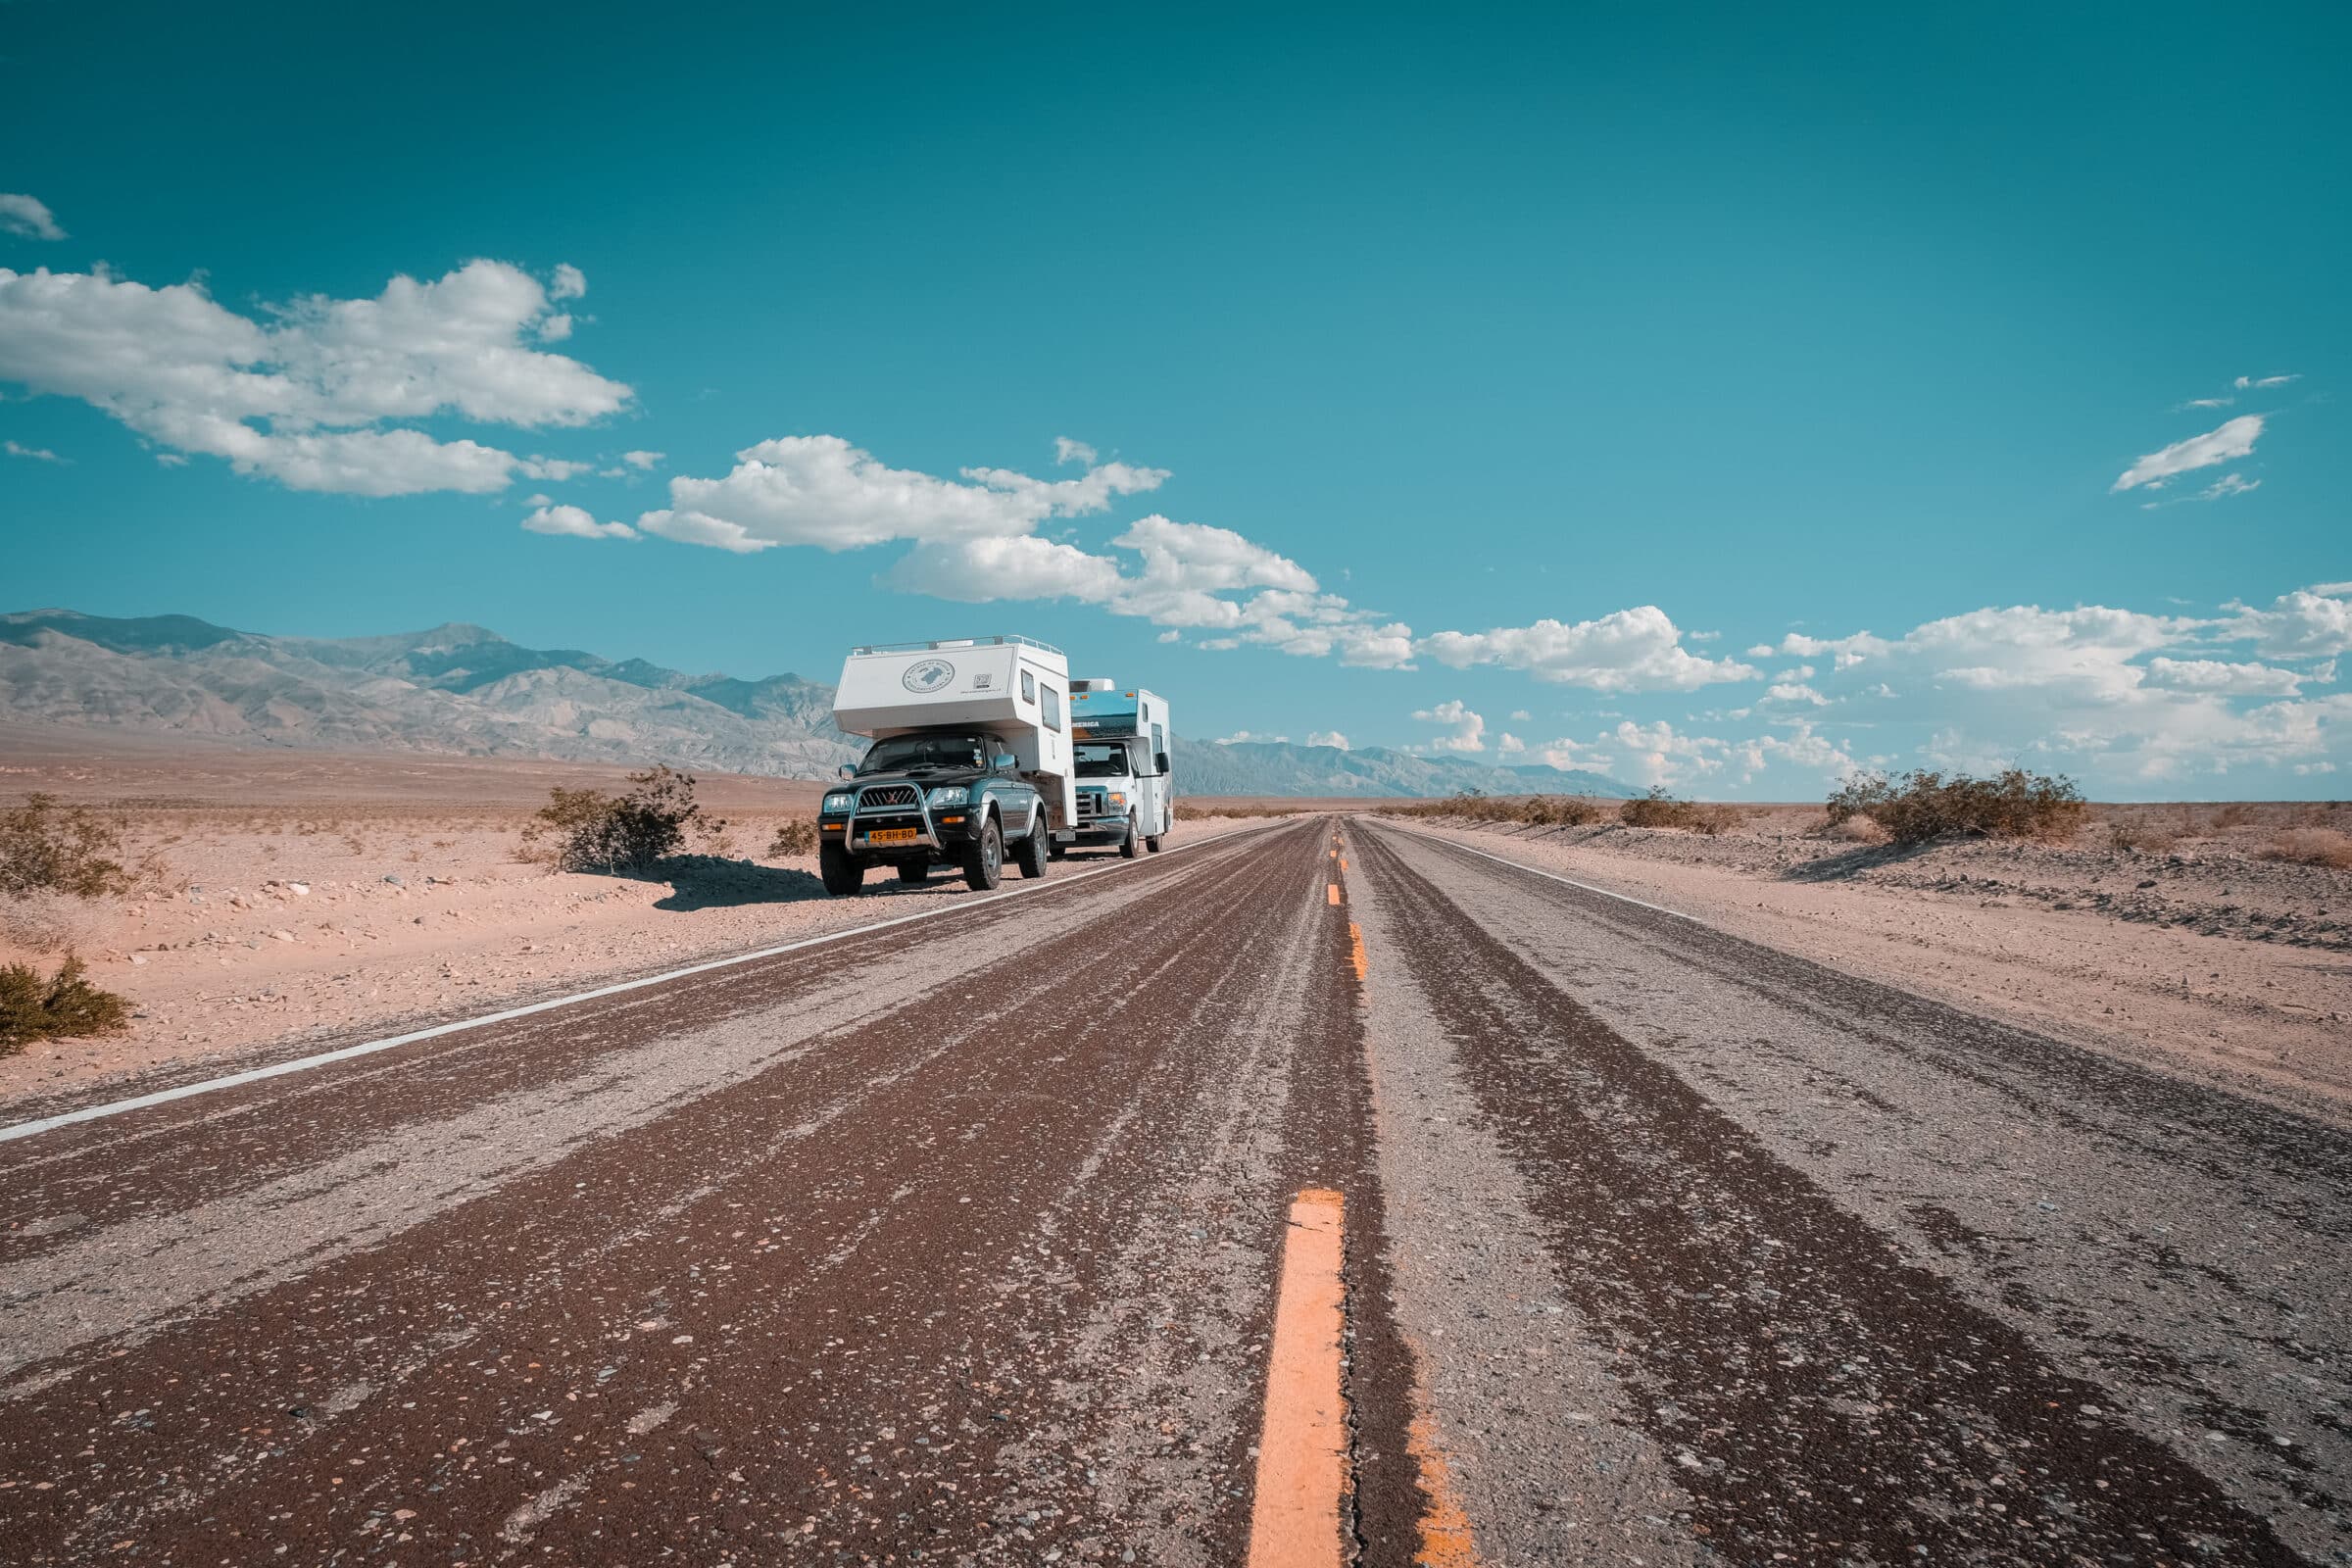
[[1326, 883, 1342, 906], [1348, 922, 1367, 981], [1406, 1405, 1482, 1566], [1248, 1190, 1350, 1568]]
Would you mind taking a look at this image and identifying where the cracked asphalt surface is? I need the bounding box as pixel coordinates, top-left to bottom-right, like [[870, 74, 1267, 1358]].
[[3, 816, 2346, 1565]]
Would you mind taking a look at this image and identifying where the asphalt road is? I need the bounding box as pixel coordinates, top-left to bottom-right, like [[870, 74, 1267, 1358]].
[[2, 816, 2346, 1565]]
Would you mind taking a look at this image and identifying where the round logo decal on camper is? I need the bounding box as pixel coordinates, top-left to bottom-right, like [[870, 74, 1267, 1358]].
[[902, 659, 956, 694]]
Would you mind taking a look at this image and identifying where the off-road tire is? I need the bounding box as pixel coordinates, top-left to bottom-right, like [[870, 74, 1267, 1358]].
[[1015, 821, 1050, 879], [1048, 838, 1067, 860], [961, 814, 1004, 891], [896, 859, 929, 884], [1118, 817, 1141, 859], [819, 841, 864, 897], [1146, 834, 1162, 853]]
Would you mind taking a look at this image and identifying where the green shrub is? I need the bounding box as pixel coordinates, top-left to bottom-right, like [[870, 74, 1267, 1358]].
[[0, 794, 133, 901], [521, 765, 714, 873], [0, 956, 131, 1056], [1826, 767, 2087, 847]]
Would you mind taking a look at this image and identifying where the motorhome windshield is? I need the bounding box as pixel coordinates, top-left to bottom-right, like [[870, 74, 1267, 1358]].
[[861, 733, 990, 774], [1074, 744, 1133, 779]]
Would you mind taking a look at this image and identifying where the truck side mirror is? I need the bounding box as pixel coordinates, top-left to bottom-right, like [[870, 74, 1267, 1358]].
[[994, 752, 1016, 771], [1154, 752, 1171, 775], [836, 762, 856, 780]]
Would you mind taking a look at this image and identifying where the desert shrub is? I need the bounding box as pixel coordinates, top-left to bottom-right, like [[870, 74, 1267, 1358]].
[[0, 956, 130, 1056], [520, 765, 713, 873], [2258, 828, 2352, 869], [1620, 788, 1701, 829], [1687, 803, 1744, 837], [1826, 768, 2088, 848], [0, 794, 134, 901], [2107, 819, 2180, 855], [768, 818, 819, 857], [1517, 795, 1605, 828], [1821, 813, 1890, 846]]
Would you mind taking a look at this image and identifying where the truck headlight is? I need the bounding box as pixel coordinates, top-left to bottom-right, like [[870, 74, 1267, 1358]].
[[1108, 792, 1126, 808], [822, 792, 852, 812], [927, 785, 969, 807]]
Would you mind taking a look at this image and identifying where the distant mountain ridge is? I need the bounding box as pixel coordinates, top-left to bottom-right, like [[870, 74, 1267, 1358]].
[[0, 610, 1634, 798]]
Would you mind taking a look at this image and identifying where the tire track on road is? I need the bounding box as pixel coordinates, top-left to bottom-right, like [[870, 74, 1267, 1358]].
[[1353, 821, 2312, 1565]]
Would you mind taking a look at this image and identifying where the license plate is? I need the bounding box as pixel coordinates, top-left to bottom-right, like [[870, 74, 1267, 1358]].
[[866, 826, 918, 845]]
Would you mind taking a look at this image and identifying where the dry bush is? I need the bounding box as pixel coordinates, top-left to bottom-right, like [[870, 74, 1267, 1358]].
[[2258, 828, 2352, 869], [0, 794, 135, 901], [1620, 788, 1710, 831], [1, 956, 130, 1056], [1517, 795, 1607, 828], [2107, 819, 2180, 855], [1826, 768, 2087, 848], [1822, 813, 1890, 846], [519, 765, 712, 873], [2209, 802, 2257, 830], [768, 818, 819, 857]]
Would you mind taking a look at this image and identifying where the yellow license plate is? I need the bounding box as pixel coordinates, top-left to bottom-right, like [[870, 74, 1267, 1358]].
[[866, 826, 919, 844]]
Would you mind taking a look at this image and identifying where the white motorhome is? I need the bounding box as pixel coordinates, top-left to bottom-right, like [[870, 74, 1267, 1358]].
[[1064, 683, 1174, 858], [820, 636, 1072, 893]]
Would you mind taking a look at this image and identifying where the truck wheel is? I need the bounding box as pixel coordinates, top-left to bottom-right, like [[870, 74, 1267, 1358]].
[[819, 841, 864, 896], [1119, 818, 1141, 859], [896, 859, 929, 884], [961, 814, 1004, 891], [1011, 827, 1049, 879], [1048, 839, 1067, 860], [1146, 834, 1162, 853]]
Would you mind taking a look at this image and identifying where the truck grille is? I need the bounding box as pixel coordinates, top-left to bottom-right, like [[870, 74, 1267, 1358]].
[[859, 784, 919, 808]]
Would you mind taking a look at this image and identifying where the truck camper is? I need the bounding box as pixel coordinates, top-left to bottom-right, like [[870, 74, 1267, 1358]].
[[1066, 683, 1175, 858], [819, 636, 1072, 894]]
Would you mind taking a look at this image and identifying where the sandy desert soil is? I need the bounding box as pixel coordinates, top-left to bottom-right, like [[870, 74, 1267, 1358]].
[[1393, 810, 2352, 1125], [0, 736, 1262, 1108]]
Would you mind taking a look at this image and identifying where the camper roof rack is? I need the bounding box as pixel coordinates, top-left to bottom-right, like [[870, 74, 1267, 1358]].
[[849, 634, 1065, 657]]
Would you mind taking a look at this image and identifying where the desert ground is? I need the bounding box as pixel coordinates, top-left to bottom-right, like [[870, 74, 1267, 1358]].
[[0, 727, 1265, 1107], [3, 729, 2347, 1125]]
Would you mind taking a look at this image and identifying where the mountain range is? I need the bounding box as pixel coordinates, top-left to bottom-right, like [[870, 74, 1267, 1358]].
[[0, 610, 1633, 799]]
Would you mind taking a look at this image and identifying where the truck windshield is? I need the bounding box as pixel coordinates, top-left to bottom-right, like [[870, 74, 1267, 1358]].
[[861, 733, 989, 774], [1074, 744, 1132, 778]]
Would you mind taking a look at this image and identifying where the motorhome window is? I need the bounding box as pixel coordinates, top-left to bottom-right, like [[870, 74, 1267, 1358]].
[[1042, 685, 1062, 731], [859, 733, 988, 773], [1152, 724, 1165, 764], [1021, 670, 1037, 704], [1075, 744, 1129, 778]]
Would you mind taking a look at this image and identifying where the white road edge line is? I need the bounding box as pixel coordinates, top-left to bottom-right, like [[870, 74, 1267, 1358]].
[[1370, 818, 1705, 924], [0, 822, 1287, 1146]]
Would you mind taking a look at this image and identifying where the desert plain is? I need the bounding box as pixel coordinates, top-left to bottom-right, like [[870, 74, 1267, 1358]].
[[3, 722, 2346, 1130]]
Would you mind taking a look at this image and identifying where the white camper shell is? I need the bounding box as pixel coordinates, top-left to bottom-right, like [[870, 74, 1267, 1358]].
[[832, 635, 1076, 822]]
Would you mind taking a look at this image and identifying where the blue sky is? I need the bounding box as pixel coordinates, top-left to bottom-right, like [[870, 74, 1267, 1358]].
[[3, 2, 2347, 797]]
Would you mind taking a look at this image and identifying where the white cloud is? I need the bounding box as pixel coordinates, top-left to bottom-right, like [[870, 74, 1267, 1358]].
[[2233, 373, 2298, 390], [1155, 629, 1182, 644], [0, 259, 629, 495], [1413, 699, 1486, 753], [622, 449, 663, 469], [2143, 657, 2302, 697], [884, 534, 1125, 604], [1420, 606, 1758, 691], [537, 314, 573, 342], [1762, 682, 1830, 706], [2178, 397, 2233, 411], [3, 438, 64, 463], [1306, 730, 1349, 750], [0, 194, 65, 241], [549, 264, 587, 301], [1054, 436, 1097, 466], [2111, 415, 2263, 493], [1508, 709, 1531, 721], [1496, 732, 1526, 755], [2230, 587, 2352, 659], [639, 434, 1163, 554], [518, 456, 595, 480], [2196, 472, 2260, 501], [522, 504, 637, 541]]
